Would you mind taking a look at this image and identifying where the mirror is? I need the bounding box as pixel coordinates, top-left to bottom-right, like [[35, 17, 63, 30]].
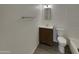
[[43, 5, 52, 20]]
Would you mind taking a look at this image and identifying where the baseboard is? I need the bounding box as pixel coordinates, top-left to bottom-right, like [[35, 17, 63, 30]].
[[32, 41, 39, 54]]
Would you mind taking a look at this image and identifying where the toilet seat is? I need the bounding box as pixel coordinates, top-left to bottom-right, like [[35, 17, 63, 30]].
[[58, 37, 66, 45]]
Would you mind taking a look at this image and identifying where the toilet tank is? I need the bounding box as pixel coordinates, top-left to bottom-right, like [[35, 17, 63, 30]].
[[57, 28, 64, 37]]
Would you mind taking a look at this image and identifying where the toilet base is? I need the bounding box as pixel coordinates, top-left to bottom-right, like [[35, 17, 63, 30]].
[[59, 46, 65, 54]]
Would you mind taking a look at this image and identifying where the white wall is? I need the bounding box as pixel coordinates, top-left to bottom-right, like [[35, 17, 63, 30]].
[[52, 4, 79, 48], [0, 4, 39, 53]]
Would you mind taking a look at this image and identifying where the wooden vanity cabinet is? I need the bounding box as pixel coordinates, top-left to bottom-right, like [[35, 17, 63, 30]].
[[39, 27, 53, 46]]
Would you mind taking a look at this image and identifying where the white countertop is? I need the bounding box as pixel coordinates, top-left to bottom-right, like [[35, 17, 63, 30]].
[[39, 25, 54, 29]]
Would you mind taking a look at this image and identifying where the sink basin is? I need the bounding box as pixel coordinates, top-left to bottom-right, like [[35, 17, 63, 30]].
[[39, 25, 54, 29]]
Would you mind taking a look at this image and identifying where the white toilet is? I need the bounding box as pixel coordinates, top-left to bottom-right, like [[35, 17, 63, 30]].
[[57, 28, 67, 54]]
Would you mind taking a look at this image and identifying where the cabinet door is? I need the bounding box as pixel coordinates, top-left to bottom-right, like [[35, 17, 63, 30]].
[[39, 28, 53, 46]]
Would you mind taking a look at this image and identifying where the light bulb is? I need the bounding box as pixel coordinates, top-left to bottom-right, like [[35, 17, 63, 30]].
[[44, 5, 52, 8]]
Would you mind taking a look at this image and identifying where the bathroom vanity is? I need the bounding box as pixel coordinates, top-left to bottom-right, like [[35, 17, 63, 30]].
[[39, 26, 53, 46]]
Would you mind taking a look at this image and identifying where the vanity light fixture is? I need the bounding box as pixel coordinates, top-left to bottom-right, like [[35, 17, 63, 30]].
[[44, 4, 52, 8]]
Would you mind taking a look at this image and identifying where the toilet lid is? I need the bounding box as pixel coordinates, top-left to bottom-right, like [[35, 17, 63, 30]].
[[58, 37, 66, 44]]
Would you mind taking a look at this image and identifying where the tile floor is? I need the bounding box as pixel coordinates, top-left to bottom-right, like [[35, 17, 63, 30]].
[[34, 44, 60, 54]]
